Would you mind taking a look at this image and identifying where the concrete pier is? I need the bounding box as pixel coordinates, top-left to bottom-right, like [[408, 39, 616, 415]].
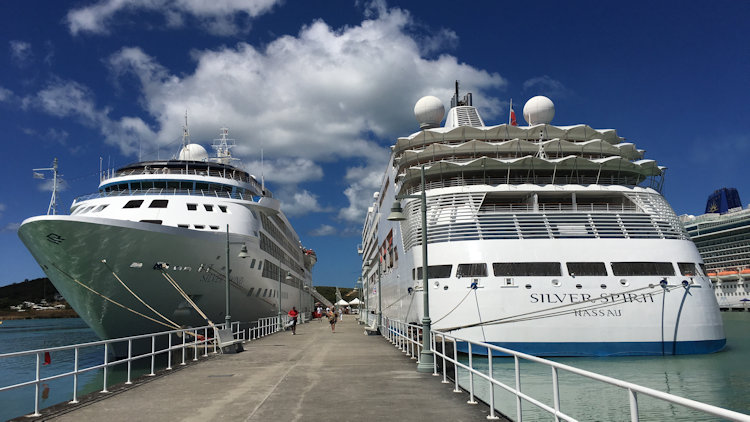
[[34, 317, 504, 421]]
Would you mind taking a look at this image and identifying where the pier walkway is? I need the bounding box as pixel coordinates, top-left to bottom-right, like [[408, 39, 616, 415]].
[[40, 317, 500, 421]]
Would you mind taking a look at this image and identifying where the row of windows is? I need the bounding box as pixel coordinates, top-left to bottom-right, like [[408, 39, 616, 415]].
[[412, 261, 702, 280], [72, 204, 109, 215], [245, 286, 288, 299], [119, 199, 229, 213], [104, 181, 238, 194]]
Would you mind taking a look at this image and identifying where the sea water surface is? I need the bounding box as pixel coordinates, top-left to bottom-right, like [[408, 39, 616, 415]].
[[455, 312, 750, 421], [0, 314, 748, 421]]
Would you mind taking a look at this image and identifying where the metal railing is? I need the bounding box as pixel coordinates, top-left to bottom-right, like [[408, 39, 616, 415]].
[[72, 188, 259, 206], [0, 314, 302, 418], [379, 316, 750, 421]]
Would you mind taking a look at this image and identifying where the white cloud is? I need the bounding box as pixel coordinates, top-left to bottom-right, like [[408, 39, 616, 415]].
[[9, 40, 32, 66], [0, 86, 13, 103], [242, 158, 324, 185], [1, 222, 21, 233], [338, 161, 387, 223], [37, 178, 69, 193], [0, 203, 5, 218], [66, 0, 282, 36], [522, 75, 572, 99], [279, 189, 330, 217], [309, 224, 336, 237]]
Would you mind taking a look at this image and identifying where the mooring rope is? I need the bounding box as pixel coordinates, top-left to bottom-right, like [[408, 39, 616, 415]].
[[159, 270, 214, 327]]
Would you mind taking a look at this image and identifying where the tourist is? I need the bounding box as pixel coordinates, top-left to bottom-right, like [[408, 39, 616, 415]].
[[327, 307, 337, 333], [288, 307, 299, 335]]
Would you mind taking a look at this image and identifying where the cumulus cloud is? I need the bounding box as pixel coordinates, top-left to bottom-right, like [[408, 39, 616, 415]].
[[9, 40, 32, 66], [1, 222, 21, 233], [279, 189, 331, 216], [522, 75, 572, 99], [0, 86, 14, 103], [242, 158, 324, 185], [338, 161, 388, 223], [66, 0, 282, 36], [309, 224, 337, 237]]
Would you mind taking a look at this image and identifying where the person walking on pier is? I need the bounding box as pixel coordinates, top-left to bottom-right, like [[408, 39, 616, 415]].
[[327, 307, 337, 333], [288, 307, 299, 335]]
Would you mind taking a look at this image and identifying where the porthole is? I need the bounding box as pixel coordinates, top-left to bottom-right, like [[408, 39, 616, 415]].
[[575, 284, 582, 289], [600, 284, 607, 289], [525, 284, 532, 289], [552, 279, 561, 287], [443, 285, 448, 291], [620, 279, 629, 287]]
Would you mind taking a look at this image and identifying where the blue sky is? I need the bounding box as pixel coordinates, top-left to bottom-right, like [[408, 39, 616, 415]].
[[1, 0, 748, 288]]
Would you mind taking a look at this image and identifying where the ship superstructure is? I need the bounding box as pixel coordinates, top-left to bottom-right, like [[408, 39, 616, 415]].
[[682, 188, 750, 310], [19, 127, 315, 346], [359, 84, 725, 356]]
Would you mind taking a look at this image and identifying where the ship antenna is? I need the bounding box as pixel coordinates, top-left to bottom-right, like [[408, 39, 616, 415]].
[[261, 147, 265, 193], [33, 158, 59, 215], [182, 110, 190, 148]]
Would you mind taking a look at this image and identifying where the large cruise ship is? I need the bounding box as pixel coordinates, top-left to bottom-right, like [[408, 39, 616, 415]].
[[19, 126, 315, 346], [359, 84, 725, 356], [681, 188, 750, 310]]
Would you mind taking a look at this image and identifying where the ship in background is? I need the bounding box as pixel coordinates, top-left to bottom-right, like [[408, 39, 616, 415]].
[[19, 125, 316, 349], [359, 82, 725, 356], [681, 188, 750, 310]]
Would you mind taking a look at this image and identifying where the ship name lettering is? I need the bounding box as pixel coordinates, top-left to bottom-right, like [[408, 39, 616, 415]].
[[573, 309, 622, 317]]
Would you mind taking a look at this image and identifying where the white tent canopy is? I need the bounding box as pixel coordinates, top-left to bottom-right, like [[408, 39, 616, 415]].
[[336, 299, 349, 306], [348, 298, 361, 305]]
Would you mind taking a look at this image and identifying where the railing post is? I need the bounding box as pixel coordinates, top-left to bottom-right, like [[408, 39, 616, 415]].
[[33, 352, 41, 416], [150, 335, 156, 375], [181, 330, 186, 365], [193, 329, 198, 361], [441, 335, 449, 384], [453, 340, 461, 393], [70, 347, 80, 404], [467, 343, 477, 404], [629, 388, 639, 422], [167, 334, 173, 370], [126, 339, 133, 384], [432, 332, 438, 376], [487, 348, 499, 419], [552, 366, 560, 422], [102, 343, 109, 393], [203, 327, 209, 357], [515, 356, 522, 422]]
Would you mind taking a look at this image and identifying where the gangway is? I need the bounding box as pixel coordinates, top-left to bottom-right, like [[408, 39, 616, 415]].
[[309, 286, 333, 308]]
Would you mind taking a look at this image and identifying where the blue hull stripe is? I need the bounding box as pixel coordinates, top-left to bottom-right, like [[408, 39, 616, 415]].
[[454, 339, 727, 357]]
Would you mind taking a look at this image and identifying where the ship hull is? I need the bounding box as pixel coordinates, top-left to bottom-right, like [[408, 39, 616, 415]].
[[18, 216, 309, 346], [370, 238, 726, 357]]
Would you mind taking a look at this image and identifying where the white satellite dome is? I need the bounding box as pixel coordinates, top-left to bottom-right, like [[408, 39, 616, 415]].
[[523, 96, 555, 125], [178, 143, 208, 161], [414, 96, 445, 129]]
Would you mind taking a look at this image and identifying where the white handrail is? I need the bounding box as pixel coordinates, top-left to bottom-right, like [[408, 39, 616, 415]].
[[380, 316, 750, 421]]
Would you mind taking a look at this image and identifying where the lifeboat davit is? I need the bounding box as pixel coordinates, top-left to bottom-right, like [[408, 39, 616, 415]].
[[718, 270, 740, 281], [740, 269, 750, 280]]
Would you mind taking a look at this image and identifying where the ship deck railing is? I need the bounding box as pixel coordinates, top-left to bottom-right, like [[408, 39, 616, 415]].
[[379, 316, 750, 422], [400, 175, 661, 196], [0, 315, 298, 418], [103, 167, 258, 187], [72, 188, 263, 205]]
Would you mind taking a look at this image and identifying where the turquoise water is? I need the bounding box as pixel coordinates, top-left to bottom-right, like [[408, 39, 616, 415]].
[[455, 312, 750, 421], [0, 318, 159, 421]]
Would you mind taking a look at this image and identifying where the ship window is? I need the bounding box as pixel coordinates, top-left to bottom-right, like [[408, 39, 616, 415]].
[[457, 263, 488, 278], [167, 181, 179, 189], [258, 261, 263, 270], [141, 181, 154, 189], [149, 200, 168, 208], [493, 263, 562, 277], [218, 205, 227, 213], [204, 204, 214, 212], [699, 263, 707, 275], [178, 224, 189, 228], [187, 203, 197, 211], [117, 183, 129, 191], [210, 225, 219, 230], [415, 265, 453, 279], [247, 288, 255, 296], [611, 262, 675, 276], [678, 263, 698, 276], [93, 204, 108, 212], [181, 181, 194, 190], [123, 200, 144, 208], [255, 288, 261, 297], [250, 259, 256, 269], [196, 182, 209, 191], [262, 289, 268, 297], [140, 220, 162, 224], [194, 225, 205, 229], [566, 262, 607, 276]]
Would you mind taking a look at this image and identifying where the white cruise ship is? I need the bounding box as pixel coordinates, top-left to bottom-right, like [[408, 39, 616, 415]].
[[359, 84, 725, 356], [681, 188, 750, 310], [19, 127, 315, 347]]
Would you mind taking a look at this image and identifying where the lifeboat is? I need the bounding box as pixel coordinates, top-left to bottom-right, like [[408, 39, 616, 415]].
[[740, 269, 750, 280], [718, 270, 740, 281], [707, 271, 718, 282]]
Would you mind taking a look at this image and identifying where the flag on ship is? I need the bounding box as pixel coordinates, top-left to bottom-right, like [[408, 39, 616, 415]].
[[509, 99, 517, 126]]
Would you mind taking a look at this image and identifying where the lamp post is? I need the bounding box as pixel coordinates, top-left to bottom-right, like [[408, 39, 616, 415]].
[[369, 259, 382, 330], [225, 224, 249, 330], [387, 164, 433, 373], [356, 277, 363, 322], [277, 264, 292, 331], [363, 264, 370, 326]]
